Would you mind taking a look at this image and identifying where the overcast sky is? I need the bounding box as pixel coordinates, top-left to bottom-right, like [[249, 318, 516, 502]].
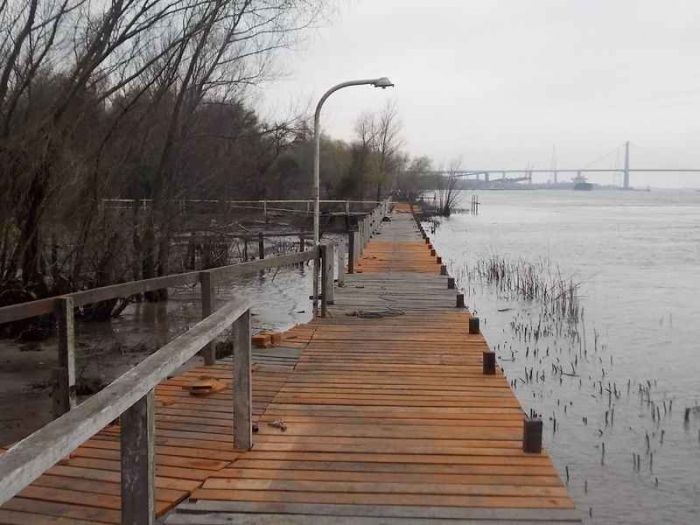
[[260, 0, 700, 188]]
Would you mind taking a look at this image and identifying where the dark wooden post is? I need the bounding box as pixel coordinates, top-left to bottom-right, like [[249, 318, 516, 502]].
[[199, 271, 216, 365], [347, 230, 355, 274], [233, 309, 252, 450], [258, 232, 265, 260], [121, 391, 155, 525], [483, 351, 496, 375], [320, 244, 329, 317], [440, 265, 447, 275], [456, 293, 465, 308], [469, 317, 480, 334], [299, 236, 305, 253], [53, 297, 77, 418], [436, 256, 442, 265], [447, 277, 455, 289], [523, 417, 543, 453]]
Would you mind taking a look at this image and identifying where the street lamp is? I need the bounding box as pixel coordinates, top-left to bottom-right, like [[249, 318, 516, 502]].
[[312, 77, 394, 314]]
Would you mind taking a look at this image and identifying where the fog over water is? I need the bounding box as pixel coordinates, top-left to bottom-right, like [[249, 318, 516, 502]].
[[427, 189, 700, 524]]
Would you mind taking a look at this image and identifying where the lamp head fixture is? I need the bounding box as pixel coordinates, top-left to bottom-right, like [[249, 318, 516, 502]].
[[372, 77, 394, 89]]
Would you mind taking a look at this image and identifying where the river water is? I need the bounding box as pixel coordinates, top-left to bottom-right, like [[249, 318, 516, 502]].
[[427, 189, 700, 524]]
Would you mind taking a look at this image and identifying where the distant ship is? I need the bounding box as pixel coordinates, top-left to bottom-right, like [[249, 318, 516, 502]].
[[572, 173, 593, 191]]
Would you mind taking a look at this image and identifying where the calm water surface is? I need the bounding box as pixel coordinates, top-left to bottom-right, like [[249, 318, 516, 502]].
[[428, 189, 700, 524]]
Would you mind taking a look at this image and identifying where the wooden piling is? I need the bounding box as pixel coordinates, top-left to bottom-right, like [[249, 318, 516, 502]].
[[440, 264, 447, 275], [483, 351, 496, 375], [523, 417, 543, 453], [469, 317, 480, 334], [447, 277, 455, 289], [456, 293, 465, 308]]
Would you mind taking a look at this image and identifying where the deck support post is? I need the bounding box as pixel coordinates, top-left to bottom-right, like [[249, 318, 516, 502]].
[[447, 277, 455, 289], [469, 317, 480, 334], [430, 249, 436, 256], [440, 265, 447, 275], [121, 390, 155, 525], [483, 351, 496, 375], [199, 271, 216, 365], [523, 417, 543, 453], [456, 293, 465, 308], [53, 297, 77, 418], [437, 256, 442, 265], [347, 231, 355, 274], [233, 309, 252, 450]]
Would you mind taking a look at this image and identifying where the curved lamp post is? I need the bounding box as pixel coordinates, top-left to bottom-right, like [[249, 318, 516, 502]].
[[312, 77, 394, 315]]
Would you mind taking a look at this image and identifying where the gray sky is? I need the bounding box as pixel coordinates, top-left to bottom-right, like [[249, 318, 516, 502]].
[[260, 0, 700, 188]]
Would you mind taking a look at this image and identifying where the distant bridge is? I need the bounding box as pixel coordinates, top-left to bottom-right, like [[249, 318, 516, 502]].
[[435, 143, 700, 189]]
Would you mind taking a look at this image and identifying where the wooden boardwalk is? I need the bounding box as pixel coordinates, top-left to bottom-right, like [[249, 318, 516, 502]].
[[0, 205, 580, 524]]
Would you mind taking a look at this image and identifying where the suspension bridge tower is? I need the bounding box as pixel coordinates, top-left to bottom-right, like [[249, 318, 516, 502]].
[[623, 141, 630, 189]]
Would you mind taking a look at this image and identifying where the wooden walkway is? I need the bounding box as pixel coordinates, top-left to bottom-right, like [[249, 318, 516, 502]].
[[0, 205, 580, 524]]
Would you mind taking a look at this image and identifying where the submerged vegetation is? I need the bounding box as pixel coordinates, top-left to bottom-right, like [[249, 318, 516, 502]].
[[470, 255, 582, 323]]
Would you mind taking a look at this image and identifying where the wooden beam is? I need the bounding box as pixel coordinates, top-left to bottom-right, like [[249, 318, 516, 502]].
[[120, 390, 155, 525], [199, 271, 215, 365], [233, 310, 252, 451], [53, 297, 77, 418], [336, 242, 345, 286], [347, 231, 355, 274], [324, 243, 335, 306]]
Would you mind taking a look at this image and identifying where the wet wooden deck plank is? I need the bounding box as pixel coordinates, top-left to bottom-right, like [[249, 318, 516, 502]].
[[170, 207, 580, 523], [0, 345, 305, 523]]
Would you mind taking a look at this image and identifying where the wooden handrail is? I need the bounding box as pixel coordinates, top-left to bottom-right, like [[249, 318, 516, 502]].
[[0, 248, 319, 325], [0, 298, 250, 511], [0, 198, 392, 524]]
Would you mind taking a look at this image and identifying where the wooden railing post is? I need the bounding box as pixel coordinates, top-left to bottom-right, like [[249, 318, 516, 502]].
[[312, 246, 320, 316], [337, 241, 345, 286], [53, 297, 76, 418], [258, 232, 265, 260], [233, 309, 252, 450], [324, 242, 335, 306], [320, 244, 329, 317], [347, 230, 355, 274], [121, 390, 155, 525], [199, 271, 216, 365]]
